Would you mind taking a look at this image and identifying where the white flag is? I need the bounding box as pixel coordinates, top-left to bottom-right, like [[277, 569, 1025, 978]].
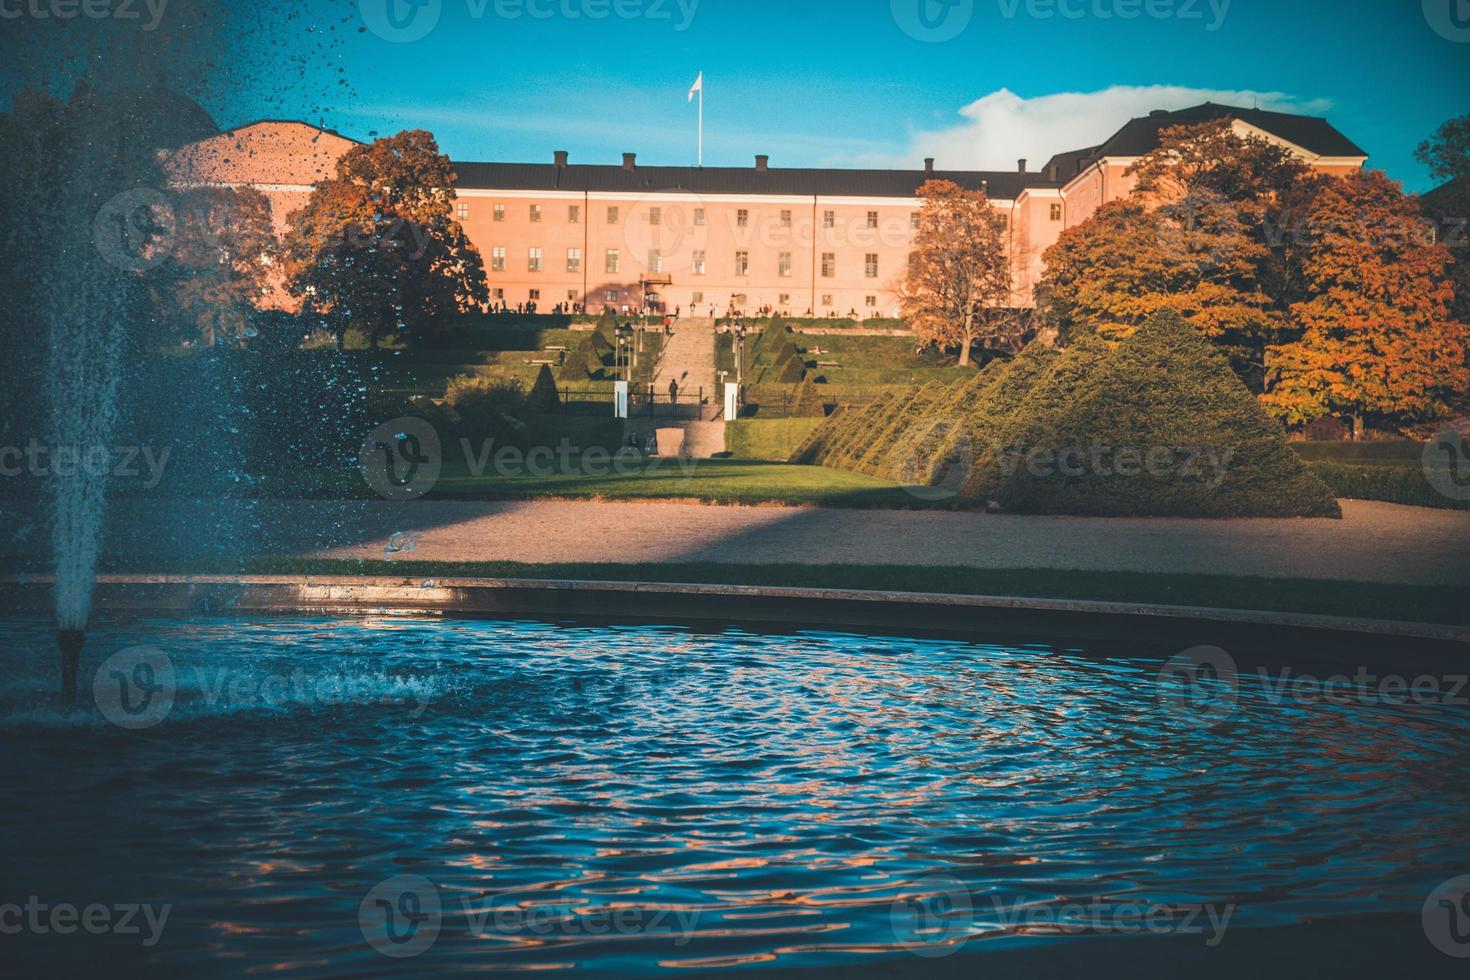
[[687, 72, 702, 102]]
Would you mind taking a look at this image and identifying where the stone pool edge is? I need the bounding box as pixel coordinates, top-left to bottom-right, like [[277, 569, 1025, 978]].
[[1, 574, 1465, 666]]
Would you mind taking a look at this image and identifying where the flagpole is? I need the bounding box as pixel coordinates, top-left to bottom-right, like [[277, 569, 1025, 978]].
[[697, 82, 703, 167]]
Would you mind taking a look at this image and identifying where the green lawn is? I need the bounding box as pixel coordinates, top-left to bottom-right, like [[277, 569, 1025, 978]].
[[267, 457, 946, 508], [87, 558, 1470, 627], [725, 419, 825, 460]]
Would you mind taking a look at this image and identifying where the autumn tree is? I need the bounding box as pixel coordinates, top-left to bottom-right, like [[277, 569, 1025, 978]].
[[284, 129, 487, 348], [148, 186, 278, 345], [899, 179, 1015, 367], [1038, 120, 1313, 386], [1262, 170, 1470, 434]]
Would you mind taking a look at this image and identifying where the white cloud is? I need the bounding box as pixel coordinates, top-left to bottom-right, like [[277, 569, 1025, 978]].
[[852, 86, 1335, 172]]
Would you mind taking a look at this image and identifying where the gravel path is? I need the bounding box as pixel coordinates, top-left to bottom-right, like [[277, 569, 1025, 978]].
[[82, 498, 1470, 586]]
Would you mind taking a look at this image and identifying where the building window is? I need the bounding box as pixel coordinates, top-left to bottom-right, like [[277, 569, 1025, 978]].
[[822, 210, 835, 228], [605, 249, 620, 274], [779, 293, 791, 305], [865, 253, 879, 278], [1050, 203, 1063, 221], [607, 206, 619, 224], [493, 203, 505, 222], [567, 290, 577, 301], [491, 246, 505, 272], [456, 201, 469, 220], [492, 287, 504, 300], [530, 204, 542, 223], [735, 251, 749, 276], [569, 204, 581, 223], [865, 295, 877, 307], [692, 250, 706, 275], [649, 206, 662, 226], [608, 289, 620, 302], [647, 249, 662, 274], [867, 211, 879, 228], [737, 209, 749, 227], [692, 291, 704, 303], [693, 207, 705, 226], [910, 211, 919, 229], [567, 247, 581, 273], [779, 209, 792, 226], [820, 293, 832, 306], [529, 288, 540, 301], [821, 253, 835, 277], [778, 252, 792, 277], [528, 247, 542, 272]]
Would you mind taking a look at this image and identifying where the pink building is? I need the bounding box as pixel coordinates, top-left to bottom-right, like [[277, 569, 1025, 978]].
[[163, 103, 1367, 317]]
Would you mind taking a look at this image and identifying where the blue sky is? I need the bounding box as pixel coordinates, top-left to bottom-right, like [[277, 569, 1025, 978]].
[[225, 0, 1470, 191]]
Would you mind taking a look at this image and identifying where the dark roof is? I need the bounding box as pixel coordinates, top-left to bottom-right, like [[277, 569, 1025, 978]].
[[1042, 145, 1103, 180], [1094, 103, 1367, 159], [451, 161, 1064, 199]]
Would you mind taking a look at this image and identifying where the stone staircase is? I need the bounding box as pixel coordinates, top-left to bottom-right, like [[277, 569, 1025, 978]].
[[624, 316, 726, 457], [622, 418, 728, 458], [654, 316, 718, 409]]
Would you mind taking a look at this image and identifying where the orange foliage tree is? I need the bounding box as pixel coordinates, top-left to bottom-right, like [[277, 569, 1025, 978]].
[[1037, 120, 1312, 385], [1262, 170, 1470, 433], [284, 130, 487, 348], [899, 179, 1015, 367]]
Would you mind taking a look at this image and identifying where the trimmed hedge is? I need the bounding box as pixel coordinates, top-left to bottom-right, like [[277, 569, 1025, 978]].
[[790, 311, 1343, 518], [989, 311, 1340, 517], [530, 363, 561, 412], [1308, 462, 1469, 510]]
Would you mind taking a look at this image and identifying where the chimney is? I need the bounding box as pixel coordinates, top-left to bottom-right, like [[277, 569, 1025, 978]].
[[1047, 163, 1058, 181], [622, 152, 636, 171], [1018, 159, 1027, 173], [554, 150, 568, 168], [755, 154, 769, 172], [924, 157, 934, 175]]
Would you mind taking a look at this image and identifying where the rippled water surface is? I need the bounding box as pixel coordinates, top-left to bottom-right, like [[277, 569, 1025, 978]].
[[1, 616, 1467, 976]]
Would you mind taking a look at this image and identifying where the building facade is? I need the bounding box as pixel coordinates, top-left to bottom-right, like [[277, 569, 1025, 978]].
[[163, 103, 1367, 317]]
